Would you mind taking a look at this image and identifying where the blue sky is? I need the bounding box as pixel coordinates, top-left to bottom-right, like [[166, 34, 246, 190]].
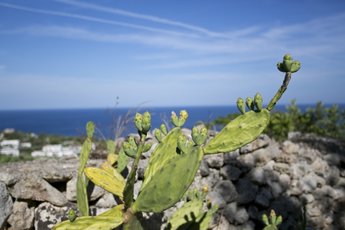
[[0, 0, 345, 109]]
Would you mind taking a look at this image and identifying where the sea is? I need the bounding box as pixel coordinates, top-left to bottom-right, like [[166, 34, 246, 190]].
[[0, 104, 341, 139]]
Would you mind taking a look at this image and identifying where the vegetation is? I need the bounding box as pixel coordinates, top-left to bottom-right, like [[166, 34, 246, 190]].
[[52, 54, 302, 229], [210, 100, 345, 142]]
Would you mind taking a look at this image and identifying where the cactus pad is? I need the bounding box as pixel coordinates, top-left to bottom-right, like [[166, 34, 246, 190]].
[[84, 167, 125, 199], [141, 127, 181, 190], [204, 109, 270, 154], [133, 146, 203, 213], [52, 205, 124, 230]]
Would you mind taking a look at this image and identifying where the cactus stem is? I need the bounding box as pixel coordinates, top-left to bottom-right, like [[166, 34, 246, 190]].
[[124, 133, 147, 210], [267, 72, 292, 111]]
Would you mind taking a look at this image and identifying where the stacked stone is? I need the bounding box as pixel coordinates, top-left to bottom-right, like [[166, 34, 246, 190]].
[[0, 132, 344, 230], [188, 133, 345, 230]]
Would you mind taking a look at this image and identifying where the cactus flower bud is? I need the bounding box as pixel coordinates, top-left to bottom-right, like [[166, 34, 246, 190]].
[[180, 110, 188, 121], [246, 97, 254, 111], [171, 111, 179, 127], [134, 113, 143, 132], [160, 124, 168, 135], [236, 97, 245, 114], [86, 121, 95, 139], [141, 111, 151, 133], [277, 54, 301, 73], [192, 126, 208, 146], [262, 213, 269, 226], [143, 142, 153, 152], [154, 129, 163, 143], [254, 93, 263, 111], [202, 185, 209, 193], [177, 134, 193, 154], [123, 138, 137, 158], [68, 209, 77, 222]]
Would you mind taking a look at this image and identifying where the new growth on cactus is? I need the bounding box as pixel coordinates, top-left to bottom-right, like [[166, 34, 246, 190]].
[[262, 209, 283, 230], [53, 54, 301, 230]]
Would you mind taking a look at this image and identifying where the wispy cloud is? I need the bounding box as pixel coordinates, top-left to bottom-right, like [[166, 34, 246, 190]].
[[55, 0, 227, 38], [0, 2, 198, 38], [1, 1, 345, 71]]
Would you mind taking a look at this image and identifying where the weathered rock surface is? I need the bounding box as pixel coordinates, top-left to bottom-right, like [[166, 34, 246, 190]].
[[7, 201, 34, 230], [9, 176, 68, 206], [0, 182, 13, 229]]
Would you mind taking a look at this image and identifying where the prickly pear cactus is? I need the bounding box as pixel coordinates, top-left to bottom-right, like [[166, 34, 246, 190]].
[[133, 146, 204, 213], [204, 93, 270, 154]]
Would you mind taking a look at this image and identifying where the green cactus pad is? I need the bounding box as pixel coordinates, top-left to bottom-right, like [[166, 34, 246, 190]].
[[84, 167, 125, 199], [133, 146, 203, 213], [203, 109, 270, 154], [77, 125, 93, 217], [167, 198, 203, 230], [141, 127, 182, 190], [52, 205, 124, 230], [117, 147, 129, 173]]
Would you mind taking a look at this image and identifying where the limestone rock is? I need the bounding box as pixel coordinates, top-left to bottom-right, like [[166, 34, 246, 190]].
[[7, 201, 34, 230], [0, 182, 13, 229], [220, 165, 242, 181], [236, 178, 258, 205], [223, 202, 249, 225], [10, 176, 67, 206], [213, 180, 238, 203], [205, 154, 224, 169], [240, 134, 270, 154], [34, 202, 70, 230]]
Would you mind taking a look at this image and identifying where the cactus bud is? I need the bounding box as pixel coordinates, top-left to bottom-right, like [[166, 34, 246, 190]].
[[254, 93, 263, 111], [202, 185, 209, 193], [134, 113, 143, 132], [154, 129, 163, 143], [171, 110, 189, 127], [68, 209, 77, 222], [177, 135, 193, 154], [277, 54, 301, 73], [262, 213, 269, 226], [192, 126, 208, 146], [143, 142, 153, 153], [171, 111, 179, 127], [276, 215, 283, 226], [179, 110, 188, 124], [86, 121, 95, 138], [142, 111, 151, 133], [160, 124, 168, 135], [123, 137, 137, 158], [270, 209, 277, 225], [236, 97, 245, 114], [246, 97, 254, 110]]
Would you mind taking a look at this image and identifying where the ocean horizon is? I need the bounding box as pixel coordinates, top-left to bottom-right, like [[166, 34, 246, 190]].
[[0, 103, 343, 138]]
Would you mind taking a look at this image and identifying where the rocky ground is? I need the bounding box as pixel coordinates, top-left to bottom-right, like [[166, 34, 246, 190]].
[[0, 132, 344, 230]]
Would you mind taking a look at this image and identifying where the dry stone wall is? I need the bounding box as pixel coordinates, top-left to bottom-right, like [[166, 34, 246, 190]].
[[0, 132, 344, 230]]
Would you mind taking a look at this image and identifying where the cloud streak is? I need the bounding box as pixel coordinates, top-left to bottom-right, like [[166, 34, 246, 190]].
[[55, 0, 227, 38], [0, 2, 198, 38]]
